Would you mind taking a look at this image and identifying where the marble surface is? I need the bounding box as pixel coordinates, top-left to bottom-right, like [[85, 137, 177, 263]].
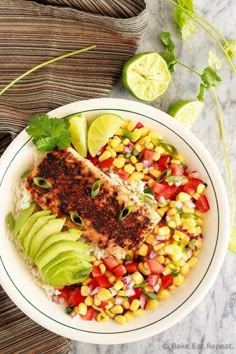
[[73, 0, 236, 353]]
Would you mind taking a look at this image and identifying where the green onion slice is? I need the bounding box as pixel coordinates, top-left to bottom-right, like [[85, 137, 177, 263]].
[[91, 179, 101, 198], [160, 142, 178, 155], [33, 177, 52, 189], [70, 212, 85, 227], [119, 205, 132, 221], [156, 168, 171, 182], [165, 175, 183, 184], [143, 187, 155, 196], [181, 213, 201, 220], [143, 292, 159, 300], [21, 169, 32, 179]]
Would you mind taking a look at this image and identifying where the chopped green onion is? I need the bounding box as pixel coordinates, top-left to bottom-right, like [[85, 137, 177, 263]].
[[70, 212, 85, 227], [160, 142, 178, 155], [143, 292, 160, 300], [33, 177, 52, 189], [152, 138, 162, 147], [171, 272, 180, 277], [165, 175, 183, 184], [21, 169, 32, 179], [156, 168, 171, 182], [65, 306, 74, 315], [91, 179, 101, 198], [134, 282, 147, 288], [181, 213, 201, 220], [143, 187, 155, 196], [122, 128, 134, 140], [118, 205, 132, 221], [7, 212, 15, 230]]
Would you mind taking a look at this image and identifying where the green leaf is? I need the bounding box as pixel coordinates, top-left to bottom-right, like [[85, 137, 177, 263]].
[[201, 67, 221, 89], [178, 0, 194, 12], [65, 306, 74, 315], [197, 83, 206, 102], [35, 137, 55, 151], [143, 187, 155, 196], [143, 292, 159, 300], [7, 212, 15, 230], [174, 7, 196, 41], [159, 51, 177, 73], [160, 32, 175, 51]]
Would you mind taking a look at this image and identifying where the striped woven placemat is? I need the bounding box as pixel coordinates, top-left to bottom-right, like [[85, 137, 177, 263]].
[[0, 0, 147, 122]]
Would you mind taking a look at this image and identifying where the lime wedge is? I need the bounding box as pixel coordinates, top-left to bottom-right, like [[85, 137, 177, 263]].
[[229, 228, 236, 252], [69, 113, 87, 157], [88, 114, 123, 157], [168, 100, 203, 127], [122, 52, 171, 102]]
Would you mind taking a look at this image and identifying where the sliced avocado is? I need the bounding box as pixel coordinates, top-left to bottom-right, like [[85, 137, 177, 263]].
[[23, 215, 56, 255], [36, 240, 91, 270], [13, 202, 36, 235], [42, 257, 91, 285], [34, 231, 81, 262], [29, 218, 65, 261], [43, 261, 92, 286], [18, 210, 51, 246], [41, 250, 83, 279]]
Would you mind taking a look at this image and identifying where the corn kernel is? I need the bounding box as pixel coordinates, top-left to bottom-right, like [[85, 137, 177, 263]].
[[81, 286, 89, 297], [158, 226, 170, 236], [105, 301, 113, 309], [196, 218, 203, 226], [131, 129, 142, 142], [99, 150, 112, 162], [156, 255, 165, 264], [105, 309, 115, 318], [134, 143, 143, 152], [174, 213, 181, 226], [154, 242, 165, 251], [126, 250, 134, 259], [138, 262, 151, 275], [132, 271, 144, 285], [146, 234, 155, 244], [139, 127, 149, 137], [130, 299, 140, 311], [124, 311, 134, 321], [193, 192, 200, 200], [97, 288, 113, 301], [193, 250, 200, 257], [115, 128, 123, 136], [109, 137, 121, 148], [127, 120, 137, 131], [122, 300, 130, 310], [155, 145, 165, 154], [123, 138, 130, 146], [176, 192, 191, 202], [158, 288, 170, 300], [108, 275, 116, 284], [99, 263, 106, 274], [113, 157, 125, 169], [170, 159, 181, 165], [197, 183, 206, 195], [130, 155, 137, 164], [167, 208, 177, 216], [93, 260, 101, 266], [138, 243, 149, 256], [168, 221, 176, 229], [173, 274, 184, 286], [115, 143, 124, 152], [196, 239, 203, 249], [165, 244, 182, 257], [144, 286, 153, 293], [169, 285, 176, 291], [135, 162, 143, 171], [96, 312, 109, 322], [180, 263, 190, 275], [157, 207, 169, 217], [113, 280, 124, 291], [188, 257, 198, 268], [133, 309, 145, 317], [114, 315, 127, 324], [117, 290, 126, 297], [76, 303, 87, 316], [153, 152, 161, 161], [142, 167, 149, 174], [93, 295, 101, 306], [121, 120, 129, 128], [124, 163, 135, 174], [146, 299, 159, 310], [84, 296, 93, 306], [128, 172, 144, 181], [111, 305, 124, 314], [145, 142, 154, 150], [149, 168, 161, 178]]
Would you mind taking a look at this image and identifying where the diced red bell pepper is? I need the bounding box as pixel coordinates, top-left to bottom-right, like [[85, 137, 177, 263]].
[[196, 195, 210, 213], [168, 237, 175, 244], [136, 122, 144, 129], [147, 274, 159, 287], [68, 288, 85, 307], [80, 307, 95, 321], [87, 154, 98, 165], [102, 256, 119, 270], [170, 163, 185, 176], [117, 168, 130, 180], [125, 262, 138, 273], [158, 155, 170, 170], [98, 301, 109, 308], [60, 287, 71, 301], [92, 266, 101, 278], [147, 259, 164, 275], [87, 278, 98, 289], [161, 274, 173, 289], [112, 264, 127, 278], [143, 149, 155, 161], [95, 275, 111, 289], [152, 181, 180, 200], [98, 157, 114, 169], [129, 288, 142, 300], [182, 178, 203, 195]]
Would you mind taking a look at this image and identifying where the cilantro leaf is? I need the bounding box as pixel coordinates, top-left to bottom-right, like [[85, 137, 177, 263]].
[[178, 0, 194, 12], [197, 83, 206, 102], [26, 114, 72, 151], [159, 51, 177, 73], [160, 32, 175, 51], [201, 67, 221, 88], [208, 50, 222, 71], [174, 6, 196, 40], [224, 40, 236, 59], [159, 32, 178, 73]]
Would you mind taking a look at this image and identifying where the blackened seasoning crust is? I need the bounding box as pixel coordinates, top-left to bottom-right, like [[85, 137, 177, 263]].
[[26, 148, 160, 258]]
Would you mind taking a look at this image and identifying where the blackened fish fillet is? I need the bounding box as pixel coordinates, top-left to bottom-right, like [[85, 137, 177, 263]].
[[26, 148, 160, 258]]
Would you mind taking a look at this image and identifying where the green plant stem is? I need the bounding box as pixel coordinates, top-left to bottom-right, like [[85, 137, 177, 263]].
[[168, 0, 236, 74], [0, 45, 96, 96], [210, 88, 235, 228], [177, 61, 201, 77]]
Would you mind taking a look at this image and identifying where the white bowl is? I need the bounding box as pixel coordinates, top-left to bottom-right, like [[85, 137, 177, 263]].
[[0, 98, 230, 344]]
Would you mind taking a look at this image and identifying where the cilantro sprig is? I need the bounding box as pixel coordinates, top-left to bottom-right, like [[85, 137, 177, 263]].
[[26, 114, 72, 151]]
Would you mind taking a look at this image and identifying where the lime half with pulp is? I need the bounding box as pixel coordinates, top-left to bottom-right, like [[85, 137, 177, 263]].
[[229, 228, 236, 252], [69, 113, 87, 157], [88, 114, 123, 157], [168, 100, 203, 127], [122, 52, 171, 102]]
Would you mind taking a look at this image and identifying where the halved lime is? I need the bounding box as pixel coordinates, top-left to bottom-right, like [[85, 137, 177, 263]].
[[88, 114, 123, 157], [69, 113, 87, 157], [229, 228, 236, 252], [168, 100, 203, 127], [122, 52, 171, 102]]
